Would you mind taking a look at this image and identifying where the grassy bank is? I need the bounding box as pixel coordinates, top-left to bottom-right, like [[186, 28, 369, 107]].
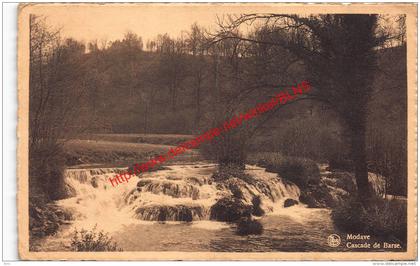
[[78, 133, 195, 146], [63, 136, 200, 167]]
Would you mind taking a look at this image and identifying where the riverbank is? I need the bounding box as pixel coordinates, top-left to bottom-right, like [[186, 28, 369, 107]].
[[29, 134, 407, 253], [31, 160, 407, 252]]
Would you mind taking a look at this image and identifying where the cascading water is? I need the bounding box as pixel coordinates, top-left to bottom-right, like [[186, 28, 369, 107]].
[[58, 164, 302, 231], [35, 163, 387, 252], [58, 167, 137, 231]]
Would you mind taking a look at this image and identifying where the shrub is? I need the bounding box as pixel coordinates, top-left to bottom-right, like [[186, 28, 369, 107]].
[[29, 202, 74, 239], [199, 130, 247, 168], [211, 163, 251, 183], [29, 203, 60, 238], [70, 225, 122, 251], [30, 140, 68, 200], [331, 196, 407, 244], [248, 153, 320, 189]]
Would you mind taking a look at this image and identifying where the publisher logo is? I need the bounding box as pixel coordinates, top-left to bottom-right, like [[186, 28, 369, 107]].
[[327, 234, 341, 247]]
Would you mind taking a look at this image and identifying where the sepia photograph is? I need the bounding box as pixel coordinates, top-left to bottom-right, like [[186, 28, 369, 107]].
[[17, 3, 417, 260]]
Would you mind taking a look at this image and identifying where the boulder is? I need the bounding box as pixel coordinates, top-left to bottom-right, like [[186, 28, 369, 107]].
[[210, 196, 252, 222], [299, 192, 321, 208], [236, 217, 263, 235], [251, 196, 265, 216], [90, 177, 98, 188], [137, 179, 152, 188], [62, 183, 77, 198], [284, 198, 299, 208], [299, 184, 337, 208]]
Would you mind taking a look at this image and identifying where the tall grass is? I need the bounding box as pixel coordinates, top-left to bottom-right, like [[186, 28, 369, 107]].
[[331, 196, 407, 244]]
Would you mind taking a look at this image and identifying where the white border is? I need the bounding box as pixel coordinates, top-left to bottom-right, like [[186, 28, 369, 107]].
[[2, 0, 419, 265]]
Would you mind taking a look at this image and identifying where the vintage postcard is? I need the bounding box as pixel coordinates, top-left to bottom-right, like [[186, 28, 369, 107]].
[[17, 3, 417, 260]]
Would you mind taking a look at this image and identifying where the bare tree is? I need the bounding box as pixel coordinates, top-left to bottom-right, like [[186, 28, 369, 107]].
[[209, 14, 391, 201], [186, 23, 208, 129], [155, 34, 188, 112], [29, 15, 89, 199]]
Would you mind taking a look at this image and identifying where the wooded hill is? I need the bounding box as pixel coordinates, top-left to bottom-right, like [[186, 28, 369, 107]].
[[29, 16, 407, 195]]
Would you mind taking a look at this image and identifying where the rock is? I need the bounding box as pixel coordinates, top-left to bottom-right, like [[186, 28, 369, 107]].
[[139, 180, 200, 199], [186, 176, 205, 185], [228, 183, 244, 198], [299, 193, 321, 208], [284, 198, 299, 207], [331, 172, 357, 192], [63, 183, 77, 198], [49, 206, 74, 221], [167, 176, 183, 181], [251, 196, 265, 216], [299, 184, 337, 208], [224, 177, 257, 201], [211, 164, 249, 182], [134, 204, 205, 222], [210, 196, 252, 222], [236, 217, 263, 235], [90, 177, 98, 188], [137, 179, 152, 188]]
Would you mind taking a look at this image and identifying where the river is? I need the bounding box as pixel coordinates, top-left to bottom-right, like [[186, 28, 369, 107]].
[[34, 163, 346, 252]]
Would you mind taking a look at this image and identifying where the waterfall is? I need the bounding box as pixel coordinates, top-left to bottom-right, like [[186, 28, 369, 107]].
[[58, 164, 302, 230], [58, 167, 136, 231]]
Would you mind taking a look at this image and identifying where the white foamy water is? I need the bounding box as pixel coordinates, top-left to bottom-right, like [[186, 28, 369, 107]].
[[32, 163, 389, 252], [58, 167, 140, 231], [58, 163, 302, 233]]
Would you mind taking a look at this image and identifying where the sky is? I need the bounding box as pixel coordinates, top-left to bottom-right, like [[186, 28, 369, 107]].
[[31, 4, 255, 44], [29, 4, 404, 45]]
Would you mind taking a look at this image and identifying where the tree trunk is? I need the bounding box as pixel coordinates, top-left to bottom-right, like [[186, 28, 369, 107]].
[[350, 124, 372, 202], [143, 100, 148, 133], [195, 77, 201, 129]]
